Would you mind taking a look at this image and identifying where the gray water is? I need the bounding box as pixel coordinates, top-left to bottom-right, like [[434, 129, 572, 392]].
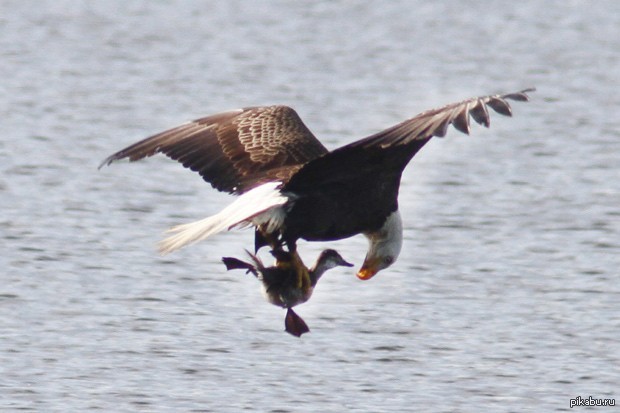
[[1, 1, 619, 412]]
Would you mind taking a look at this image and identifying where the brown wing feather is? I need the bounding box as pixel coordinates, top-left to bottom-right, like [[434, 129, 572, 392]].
[[284, 88, 534, 192], [99, 105, 328, 194], [345, 88, 535, 149]]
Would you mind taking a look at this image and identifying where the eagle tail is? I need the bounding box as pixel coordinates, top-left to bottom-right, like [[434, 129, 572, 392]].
[[158, 182, 288, 254]]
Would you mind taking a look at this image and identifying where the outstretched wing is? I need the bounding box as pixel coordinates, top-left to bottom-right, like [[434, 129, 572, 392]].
[[100, 105, 328, 194], [284, 88, 534, 192], [346, 88, 535, 149]]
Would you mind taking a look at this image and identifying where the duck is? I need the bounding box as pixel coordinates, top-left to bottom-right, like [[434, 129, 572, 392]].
[[222, 249, 353, 336], [100, 88, 533, 280]]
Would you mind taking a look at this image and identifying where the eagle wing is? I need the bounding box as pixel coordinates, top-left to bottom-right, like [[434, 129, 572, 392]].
[[346, 88, 535, 149], [284, 88, 534, 192], [100, 105, 328, 194]]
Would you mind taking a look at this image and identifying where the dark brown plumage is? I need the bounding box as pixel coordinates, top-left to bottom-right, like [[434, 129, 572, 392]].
[[100, 106, 328, 194], [101, 88, 534, 279]]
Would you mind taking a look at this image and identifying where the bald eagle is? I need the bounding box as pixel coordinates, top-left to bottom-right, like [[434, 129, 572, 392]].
[[100, 88, 533, 279]]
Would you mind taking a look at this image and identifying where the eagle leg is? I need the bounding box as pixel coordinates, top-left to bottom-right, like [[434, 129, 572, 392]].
[[289, 250, 311, 290], [255, 228, 283, 253]]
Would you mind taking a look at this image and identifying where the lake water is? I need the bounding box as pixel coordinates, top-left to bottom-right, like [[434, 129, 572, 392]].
[[1, 1, 619, 412]]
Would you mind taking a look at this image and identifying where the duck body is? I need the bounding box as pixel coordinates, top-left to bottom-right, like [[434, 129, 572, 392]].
[[222, 249, 352, 336], [231, 254, 310, 309]]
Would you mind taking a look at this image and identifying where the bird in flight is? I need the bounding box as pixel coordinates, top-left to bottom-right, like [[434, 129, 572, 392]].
[[100, 88, 534, 280]]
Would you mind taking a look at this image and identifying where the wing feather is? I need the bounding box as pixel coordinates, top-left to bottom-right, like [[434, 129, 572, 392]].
[[284, 88, 534, 192], [102, 89, 533, 196], [100, 106, 328, 194], [346, 88, 534, 150]]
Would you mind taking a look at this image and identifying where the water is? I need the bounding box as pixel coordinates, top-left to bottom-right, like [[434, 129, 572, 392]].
[[1, 1, 619, 411]]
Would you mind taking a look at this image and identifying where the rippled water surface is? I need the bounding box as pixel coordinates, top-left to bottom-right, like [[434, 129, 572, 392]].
[[1, 1, 619, 412]]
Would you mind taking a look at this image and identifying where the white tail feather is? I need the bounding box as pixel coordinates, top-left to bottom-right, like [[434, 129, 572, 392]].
[[158, 182, 289, 254]]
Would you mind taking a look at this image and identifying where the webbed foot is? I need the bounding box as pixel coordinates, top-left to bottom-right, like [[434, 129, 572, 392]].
[[285, 308, 310, 337]]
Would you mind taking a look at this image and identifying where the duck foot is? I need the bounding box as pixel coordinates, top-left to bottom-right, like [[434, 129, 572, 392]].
[[285, 308, 310, 337], [221, 256, 257, 276]]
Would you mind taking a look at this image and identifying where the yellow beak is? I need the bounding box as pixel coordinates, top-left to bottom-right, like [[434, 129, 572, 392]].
[[356, 259, 380, 280]]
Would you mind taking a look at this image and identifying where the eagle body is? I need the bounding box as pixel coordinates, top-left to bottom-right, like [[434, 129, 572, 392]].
[[101, 89, 533, 279], [282, 144, 412, 243]]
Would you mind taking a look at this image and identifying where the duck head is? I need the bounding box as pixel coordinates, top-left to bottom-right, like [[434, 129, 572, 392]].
[[310, 249, 353, 285]]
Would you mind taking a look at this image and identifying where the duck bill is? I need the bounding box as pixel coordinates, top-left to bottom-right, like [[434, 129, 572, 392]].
[[356, 258, 379, 280], [340, 259, 354, 268]]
